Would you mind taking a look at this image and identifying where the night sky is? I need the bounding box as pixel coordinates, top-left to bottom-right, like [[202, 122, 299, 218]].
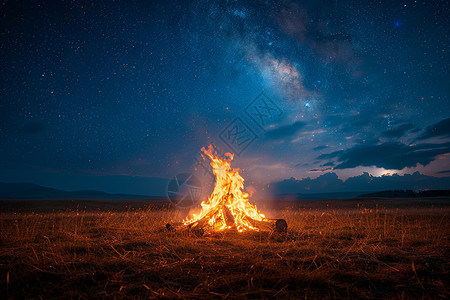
[[1, 0, 449, 196]]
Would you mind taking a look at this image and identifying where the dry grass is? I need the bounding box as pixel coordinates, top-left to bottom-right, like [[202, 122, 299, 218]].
[[0, 199, 449, 299]]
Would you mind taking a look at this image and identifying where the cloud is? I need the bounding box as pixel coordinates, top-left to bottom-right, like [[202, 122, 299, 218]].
[[318, 141, 450, 170], [276, 2, 356, 65], [416, 118, 450, 140], [271, 172, 344, 194], [323, 112, 375, 133], [381, 124, 415, 138], [437, 170, 450, 174], [276, 3, 307, 41], [271, 171, 450, 194], [309, 167, 332, 172], [312, 33, 355, 64], [321, 161, 335, 167], [313, 145, 328, 151], [265, 121, 306, 140]]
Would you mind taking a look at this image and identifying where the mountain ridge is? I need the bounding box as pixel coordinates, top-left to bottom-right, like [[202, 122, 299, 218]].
[[0, 182, 159, 199]]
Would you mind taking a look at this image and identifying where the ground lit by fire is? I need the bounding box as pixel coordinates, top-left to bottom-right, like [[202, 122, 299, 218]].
[[0, 198, 449, 298]]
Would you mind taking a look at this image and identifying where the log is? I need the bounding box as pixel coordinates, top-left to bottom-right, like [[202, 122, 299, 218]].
[[166, 222, 204, 237], [190, 228, 204, 237], [273, 219, 288, 234], [166, 222, 183, 231], [166, 205, 287, 234], [166, 218, 287, 234], [244, 216, 273, 231]]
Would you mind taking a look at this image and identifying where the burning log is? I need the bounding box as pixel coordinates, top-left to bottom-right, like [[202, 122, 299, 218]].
[[166, 145, 287, 235], [222, 205, 235, 227]]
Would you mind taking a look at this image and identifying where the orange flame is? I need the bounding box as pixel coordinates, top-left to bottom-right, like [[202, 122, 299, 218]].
[[184, 145, 266, 232]]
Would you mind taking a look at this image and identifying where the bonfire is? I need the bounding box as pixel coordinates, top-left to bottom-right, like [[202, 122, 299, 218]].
[[167, 145, 287, 236]]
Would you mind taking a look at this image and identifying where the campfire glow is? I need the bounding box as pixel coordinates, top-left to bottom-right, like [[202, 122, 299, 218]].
[[184, 145, 267, 232]]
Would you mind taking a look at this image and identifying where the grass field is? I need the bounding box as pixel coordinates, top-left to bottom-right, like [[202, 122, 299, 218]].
[[0, 198, 449, 299]]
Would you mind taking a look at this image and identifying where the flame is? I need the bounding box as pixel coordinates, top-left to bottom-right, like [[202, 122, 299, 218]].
[[184, 145, 267, 232]]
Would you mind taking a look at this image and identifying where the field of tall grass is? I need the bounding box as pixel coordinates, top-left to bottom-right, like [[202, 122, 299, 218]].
[[0, 199, 448, 299]]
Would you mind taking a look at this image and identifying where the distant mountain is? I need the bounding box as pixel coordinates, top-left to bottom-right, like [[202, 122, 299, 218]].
[[0, 182, 157, 199], [274, 191, 366, 200], [359, 190, 417, 198], [359, 189, 450, 198]]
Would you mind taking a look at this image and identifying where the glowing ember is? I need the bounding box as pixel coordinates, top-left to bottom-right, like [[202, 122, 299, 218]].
[[184, 145, 267, 232]]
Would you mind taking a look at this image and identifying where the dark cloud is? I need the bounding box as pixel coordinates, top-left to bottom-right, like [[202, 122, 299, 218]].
[[323, 113, 375, 134], [318, 141, 450, 170], [313, 145, 328, 151], [416, 118, 450, 140], [321, 161, 335, 167], [271, 172, 344, 194], [295, 162, 310, 168], [265, 121, 306, 140], [437, 170, 450, 174], [381, 124, 415, 138], [309, 167, 332, 172], [271, 171, 450, 194], [353, 138, 379, 146], [275, 3, 307, 42], [312, 33, 355, 64], [276, 2, 356, 65]]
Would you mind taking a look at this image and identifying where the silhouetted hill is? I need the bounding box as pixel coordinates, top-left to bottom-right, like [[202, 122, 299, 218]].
[[419, 190, 450, 197], [359, 190, 417, 198], [0, 182, 155, 199], [274, 191, 365, 200], [359, 189, 450, 198]]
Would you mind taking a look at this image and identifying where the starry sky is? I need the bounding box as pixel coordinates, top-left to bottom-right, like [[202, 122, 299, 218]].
[[1, 0, 449, 196]]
